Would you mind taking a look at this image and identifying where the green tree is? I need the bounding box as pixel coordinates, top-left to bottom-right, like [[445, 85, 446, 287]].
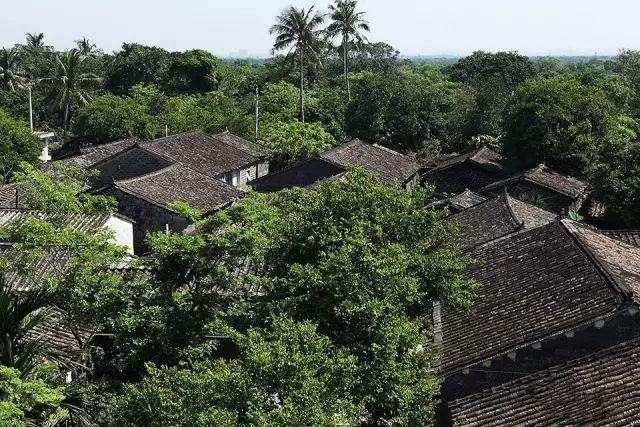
[[0, 109, 41, 182], [0, 48, 23, 91], [167, 49, 220, 94], [615, 50, 640, 116], [502, 74, 632, 175], [48, 49, 101, 133], [259, 81, 300, 122], [105, 44, 171, 94], [326, 0, 370, 100], [259, 120, 336, 167], [270, 6, 326, 123], [0, 364, 66, 425], [223, 170, 475, 423], [100, 318, 363, 426], [449, 51, 535, 136], [347, 70, 476, 151], [73, 93, 154, 143]]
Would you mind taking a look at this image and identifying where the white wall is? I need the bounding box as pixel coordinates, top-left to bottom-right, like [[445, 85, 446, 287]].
[[103, 215, 135, 254]]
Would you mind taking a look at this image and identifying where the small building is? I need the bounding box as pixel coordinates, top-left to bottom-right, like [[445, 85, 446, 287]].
[[251, 139, 420, 192], [104, 163, 243, 253], [422, 147, 507, 195], [479, 163, 590, 214], [34, 131, 55, 162], [60, 131, 269, 190]]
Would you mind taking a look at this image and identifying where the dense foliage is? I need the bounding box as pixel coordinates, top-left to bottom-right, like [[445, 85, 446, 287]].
[[3, 1, 640, 424]]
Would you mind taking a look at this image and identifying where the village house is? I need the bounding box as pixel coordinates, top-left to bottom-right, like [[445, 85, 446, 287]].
[[479, 163, 590, 214], [422, 146, 507, 195], [55, 130, 268, 252], [438, 218, 640, 419], [251, 139, 421, 192], [104, 162, 243, 253]]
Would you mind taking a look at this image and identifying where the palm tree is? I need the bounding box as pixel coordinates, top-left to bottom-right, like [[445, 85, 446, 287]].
[[25, 32, 46, 50], [0, 275, 55, 375], [0, 48, 23, 91], [270, 6, 326, 123], [76, 37, 96, 57], [326, 0, 370, 101], [48, 49, 101, 133]]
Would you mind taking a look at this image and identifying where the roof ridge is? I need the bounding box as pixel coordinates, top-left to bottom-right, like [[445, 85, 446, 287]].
[[501, 190, 526, 229], [114, 163, 180, 185], [561, 219, 634, 299], [453, 336, 640, 401]]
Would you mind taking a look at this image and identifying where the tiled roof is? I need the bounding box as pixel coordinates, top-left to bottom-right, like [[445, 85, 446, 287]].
[[449, 338, 640, 426], [0, 209, 112, 232], [445, 193, 556, 250], [212, 131, 266, 157], [320, 139, 420, 185], [60, 138, 140, 169], [141, 131, 260, 178], [482, 164, 589, 199], [250, 158, 345, 192], [114, 163, 242, 214], [567, 222, 640, 302], [0, 183, 28, 209], [442, 220, 635, 373], [600, 230, 640, 248], [426, 147, 504, 172], [447, 189, 487, 211]]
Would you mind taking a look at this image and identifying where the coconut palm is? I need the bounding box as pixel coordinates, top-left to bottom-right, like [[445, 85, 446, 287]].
[[48, 49, 101, 133], [25, 32, 46, 50], [0, 48, 23, 91], [270, 6, 326, 123], [326, 0, 370, 101], [76, 37, 97, 57]]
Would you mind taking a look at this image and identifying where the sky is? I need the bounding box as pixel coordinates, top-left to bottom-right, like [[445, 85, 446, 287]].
[[2, 0, 639, 57]]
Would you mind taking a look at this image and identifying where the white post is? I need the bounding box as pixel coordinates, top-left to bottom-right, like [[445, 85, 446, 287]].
[[28, 85, 33, 132], [255, 85, 259, 141]]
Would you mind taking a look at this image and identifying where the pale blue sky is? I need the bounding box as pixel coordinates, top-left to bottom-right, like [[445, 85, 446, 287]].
[[2, 0, 639, 56]]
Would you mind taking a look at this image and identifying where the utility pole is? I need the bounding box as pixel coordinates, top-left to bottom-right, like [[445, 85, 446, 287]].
[[28, 84, 33, 131], [254, 85, 259, 141]]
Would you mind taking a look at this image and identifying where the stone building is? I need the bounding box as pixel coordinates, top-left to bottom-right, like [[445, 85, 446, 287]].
[[251, 139, 420, 192], [105, 163, 242, 253]]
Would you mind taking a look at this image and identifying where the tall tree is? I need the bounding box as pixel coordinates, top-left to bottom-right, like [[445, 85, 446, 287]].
[[25, 33, 46, 50], [326, 0, 370, 101], [270, 6, 326, 123], [0, 48, 22, 91], [48, 49, 101, 133]]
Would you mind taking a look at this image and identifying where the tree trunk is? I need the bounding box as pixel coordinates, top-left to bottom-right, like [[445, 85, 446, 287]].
[[63, 102, 70, 136], [299, 46, 305, 123], [344, 33, 350, 101]]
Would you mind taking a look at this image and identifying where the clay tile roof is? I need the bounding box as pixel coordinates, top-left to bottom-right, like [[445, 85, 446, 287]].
[[141, 131, 259, 178], [445, 192, 555, 250], [250, 158, 345, 192], [0, 209, 113, 232], [427, 146, 504, 172], [447, 189, 487, 211], [114, 163, 242, 214], [61, 137, 140, 169], [0, 183, 28, 209], [482, 164, 589, 199], [320, 139, 420, 185], [565, 221, 640, 302], [441, 221, 630, 373], [212, 130, 266, 157], [600, 230, 640, 248], [449, 337, 640, 426]]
